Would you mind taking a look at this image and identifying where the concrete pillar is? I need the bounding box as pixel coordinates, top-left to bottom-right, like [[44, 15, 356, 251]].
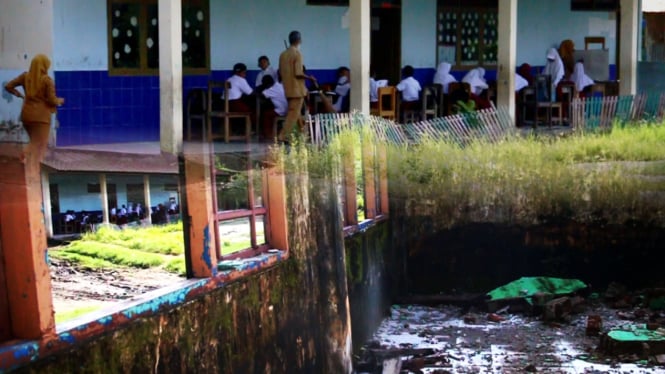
[[41, 169, 53, 238], [619, 0, 639, 95], [158, 0, 183, 154], [0, 145, 55, 339], [100, 174, 109, 225], [349, 0, 371, 114], [497, 0, 517, 120], [143, 175, 152, 224]]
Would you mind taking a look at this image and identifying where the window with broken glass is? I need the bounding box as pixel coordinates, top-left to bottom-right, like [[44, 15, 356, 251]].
[[436, 0, 498, 69], [107, 0, 210, 75]]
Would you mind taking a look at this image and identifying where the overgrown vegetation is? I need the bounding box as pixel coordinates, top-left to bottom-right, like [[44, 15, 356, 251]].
[[388, 125, 665, 227], [276, 123, 665, 229]]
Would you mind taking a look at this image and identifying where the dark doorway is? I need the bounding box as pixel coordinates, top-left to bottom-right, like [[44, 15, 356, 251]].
[[49, 184, 60, 214], [107, 184, 118, 211], [371, 3, 402, 85]]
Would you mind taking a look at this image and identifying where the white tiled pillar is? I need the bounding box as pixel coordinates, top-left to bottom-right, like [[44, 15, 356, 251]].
[[350, 0, 371, 115], [619, 0, 639, 95], [100, 174, 109, 224], [497, 0, 517, 120], [144, 175, 152, 224], [159, 0, 183, 153]]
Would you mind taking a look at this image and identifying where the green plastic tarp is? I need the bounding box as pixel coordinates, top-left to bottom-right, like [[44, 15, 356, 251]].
[[486, 277, 587, 305]]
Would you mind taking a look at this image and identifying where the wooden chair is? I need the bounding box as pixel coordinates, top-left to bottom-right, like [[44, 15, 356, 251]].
[[559, 82, 578, 124], [206, 81, 252, 143], [371, 86, 397, 120], [185, 89, 206, 141], [429, 83, 445, 117], [421, 85, 439, 120], [590, 83, 605, 97]]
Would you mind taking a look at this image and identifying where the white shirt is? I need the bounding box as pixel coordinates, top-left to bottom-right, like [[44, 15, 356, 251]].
[[332, 76, 350, 112], [255, 66, 278, 88], [396, 76, 421, 102], [462, 68, 489, 96], [433, 62, 457, 94], [226, 74, 253, 100], [571, 62, 594, 92], [262, 82, 288, 116], [516, 73, 529, 92], [543, 48, 565, 87]]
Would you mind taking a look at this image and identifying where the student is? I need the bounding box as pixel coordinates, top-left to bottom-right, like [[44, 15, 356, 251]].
[[433, 62, 457, 94], [515, 73, 529, 92], [570, 61, 595, 95], [260, 75, 288, 141], [462, 67, 489, 96], [396, 65, 422, 118], [332, 66, 351, 113], [226, 63, 254, 114], [543, 48, 565, 88], [518, 63, 534, 86], [255, 55, 278, 89]]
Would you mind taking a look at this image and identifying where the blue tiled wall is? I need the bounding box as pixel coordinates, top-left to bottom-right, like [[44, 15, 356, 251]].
[[54, 69, 341, 146]]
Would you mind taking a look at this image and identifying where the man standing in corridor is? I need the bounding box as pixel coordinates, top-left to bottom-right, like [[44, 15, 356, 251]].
[[278, 30, 316, 142]]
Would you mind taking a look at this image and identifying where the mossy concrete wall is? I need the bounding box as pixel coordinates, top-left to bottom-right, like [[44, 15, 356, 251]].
[[12, 148, 384, 373]]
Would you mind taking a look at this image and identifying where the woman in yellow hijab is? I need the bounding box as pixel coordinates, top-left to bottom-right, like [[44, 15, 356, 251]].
[[4, 54, 64, 161]]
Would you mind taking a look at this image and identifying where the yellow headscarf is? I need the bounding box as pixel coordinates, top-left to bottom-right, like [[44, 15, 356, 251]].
[[25, 54, 51, 98]]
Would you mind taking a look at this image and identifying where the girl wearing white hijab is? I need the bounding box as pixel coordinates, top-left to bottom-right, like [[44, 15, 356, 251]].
[[515, 73, 529, 92], [462, 67, 488, 96], [433, 62, 457, 94], [570, 61, 594, 93], [543, 48, 565, 87]]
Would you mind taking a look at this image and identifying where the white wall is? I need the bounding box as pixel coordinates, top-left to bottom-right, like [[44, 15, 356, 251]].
[[0, 0, 55, 123], [0, 0, 54, 69], [52, 0, 108, 71], [210, 0, 350, 70], [517, 0, 617, 66], [401, 0, 437, 68]]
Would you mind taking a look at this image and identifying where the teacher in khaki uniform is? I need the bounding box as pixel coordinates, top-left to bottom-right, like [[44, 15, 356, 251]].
[[278, 30, 316, 141]]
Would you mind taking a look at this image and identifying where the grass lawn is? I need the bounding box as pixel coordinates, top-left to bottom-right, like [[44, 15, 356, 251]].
[[55, 305, 103, 324]]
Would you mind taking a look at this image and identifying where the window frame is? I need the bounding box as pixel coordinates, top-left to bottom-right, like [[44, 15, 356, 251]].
[[106, 0, 211, 76], [436, 1, 498, 70]]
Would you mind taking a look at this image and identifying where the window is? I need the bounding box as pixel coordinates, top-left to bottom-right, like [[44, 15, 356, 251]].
[[107, 0, 210, 75], [436, 0, 498, 69], [212, 153, 268, 259]]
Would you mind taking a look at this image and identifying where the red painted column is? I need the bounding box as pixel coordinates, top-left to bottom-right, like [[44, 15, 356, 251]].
[[0, 144, 55, 339], [182, 143, 218, 278]]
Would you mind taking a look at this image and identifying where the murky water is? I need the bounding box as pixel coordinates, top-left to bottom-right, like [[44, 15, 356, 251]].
[[357, 304, 664, 373]]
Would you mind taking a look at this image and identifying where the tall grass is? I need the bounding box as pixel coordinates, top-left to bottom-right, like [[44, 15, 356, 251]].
[[276, 123, 665, 229]]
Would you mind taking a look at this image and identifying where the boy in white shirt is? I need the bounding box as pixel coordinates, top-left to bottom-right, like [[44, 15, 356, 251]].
[[396, 65, 421, 120], [226, 63, 254, 117], [255, 56, 278, 89], [260, 75, 288, 141], [332, 66, 351, 112]]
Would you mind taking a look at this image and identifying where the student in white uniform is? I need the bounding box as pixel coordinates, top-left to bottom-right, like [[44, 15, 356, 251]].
[[570, 61, 594, 94], [396, 65, 422, 121], [260, 75, 288, 140], [462, 67, 489, 96], [515, 73, 529, 92], [255, 56, 278, 89], [543, 48, 565, 88], [433, 62, 457, 94], [332, 66, 351, 112], [226, 63, 255, 117]]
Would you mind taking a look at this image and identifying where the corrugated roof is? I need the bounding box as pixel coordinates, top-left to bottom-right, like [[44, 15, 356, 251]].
[[43, 148, 178, 174]]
